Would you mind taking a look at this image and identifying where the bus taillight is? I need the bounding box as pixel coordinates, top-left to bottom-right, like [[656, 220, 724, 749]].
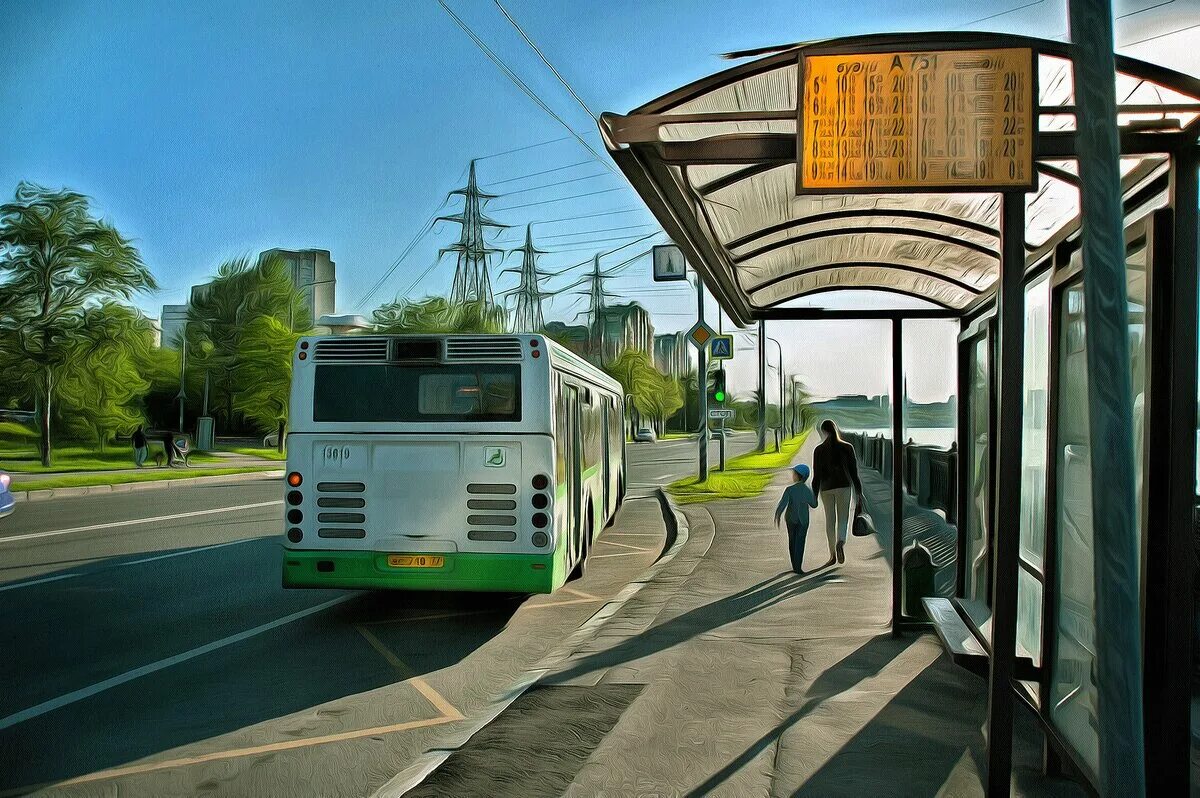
[[287, 472, 303, 487]]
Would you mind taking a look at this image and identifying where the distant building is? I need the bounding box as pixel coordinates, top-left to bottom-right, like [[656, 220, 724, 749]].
[[261, 248, 336, 330], [599, 302, 654, 363], [654, 331, 690, 378], [160, 304, 189, 350], [543, 321, 590, 359]]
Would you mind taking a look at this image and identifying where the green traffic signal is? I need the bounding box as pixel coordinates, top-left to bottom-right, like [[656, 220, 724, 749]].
[[714, 389, 725, 402], [710, 370, 727, 403]]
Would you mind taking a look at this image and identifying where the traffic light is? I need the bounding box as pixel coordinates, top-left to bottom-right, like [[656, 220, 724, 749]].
[[710, 369, 727, 404]]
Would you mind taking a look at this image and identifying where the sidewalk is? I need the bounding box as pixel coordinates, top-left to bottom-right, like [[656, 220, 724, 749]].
[[512, 435, 1082, 796]]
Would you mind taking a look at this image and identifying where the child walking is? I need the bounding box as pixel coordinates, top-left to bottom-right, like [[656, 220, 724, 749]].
[[774, 464, 819, 575]]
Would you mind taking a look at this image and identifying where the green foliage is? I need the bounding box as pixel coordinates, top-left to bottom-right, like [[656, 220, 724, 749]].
[[372, 296, 508, 334], [187, 253, 308, 430], [233, 315, 300, 451], [0, 182, 155, 465], [56, 302, 155, 450], [604, 349, 684, 435], [667, 431, 811, 503]]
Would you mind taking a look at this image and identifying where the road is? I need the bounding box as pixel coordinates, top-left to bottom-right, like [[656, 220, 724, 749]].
[[0, 432, 756, 797]]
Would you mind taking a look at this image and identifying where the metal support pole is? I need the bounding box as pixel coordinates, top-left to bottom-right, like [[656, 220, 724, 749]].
[[697, 277, 708, 482], [985, 191, 1026, 797], [1069, 2, 1147, 793], [176, 331, 187, 434], [1141, 147, 1198, 794], [757, 321, 767, 452], [779, 362, 785, 446], [890, 319, 904, 634]]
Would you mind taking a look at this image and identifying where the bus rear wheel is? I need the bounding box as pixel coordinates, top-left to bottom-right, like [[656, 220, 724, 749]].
[[570, 511, 592, 581]]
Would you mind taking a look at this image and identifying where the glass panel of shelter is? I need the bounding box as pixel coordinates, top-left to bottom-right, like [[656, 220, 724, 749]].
[[1046, 230, 1150, 783]]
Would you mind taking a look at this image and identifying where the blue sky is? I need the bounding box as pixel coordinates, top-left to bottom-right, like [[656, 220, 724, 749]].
[[2, 0, 1197, 402]]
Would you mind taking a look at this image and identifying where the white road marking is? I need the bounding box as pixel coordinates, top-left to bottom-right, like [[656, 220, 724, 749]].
[[0, 593, 355, 731], [0, 539, 258, 593], [595, 539, 652, 552], [0, 500, 283, 545], [591, 550, 652, 559]]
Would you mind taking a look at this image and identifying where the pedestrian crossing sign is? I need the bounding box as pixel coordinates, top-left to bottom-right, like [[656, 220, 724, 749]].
[[709, 335, 733, 360]]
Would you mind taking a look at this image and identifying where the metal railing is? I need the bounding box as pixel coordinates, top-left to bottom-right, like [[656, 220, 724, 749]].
[[843, 431, 958, 524]]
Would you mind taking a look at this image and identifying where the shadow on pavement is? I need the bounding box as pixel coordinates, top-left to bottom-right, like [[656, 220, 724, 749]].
[[548, 569, 839, 687], [684, 633, 909, 797]]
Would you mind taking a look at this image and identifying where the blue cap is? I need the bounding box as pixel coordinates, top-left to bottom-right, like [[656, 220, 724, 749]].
[[793, 464, 810, 479]]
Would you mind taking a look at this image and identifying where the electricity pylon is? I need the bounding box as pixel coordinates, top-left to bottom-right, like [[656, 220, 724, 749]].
[[509, 225, 548, 333], [439, 160, 506, 307]]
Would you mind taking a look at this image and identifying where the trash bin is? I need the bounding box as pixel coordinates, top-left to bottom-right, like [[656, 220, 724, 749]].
[[195, 416, 214, 451], [902, 541, 935, 619]]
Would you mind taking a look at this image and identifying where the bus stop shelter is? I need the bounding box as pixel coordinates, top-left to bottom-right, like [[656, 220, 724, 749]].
[[600, 29, 1200, 797]]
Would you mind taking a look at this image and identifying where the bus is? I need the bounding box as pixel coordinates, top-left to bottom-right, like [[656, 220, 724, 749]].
[[281, 333, 627, 594]]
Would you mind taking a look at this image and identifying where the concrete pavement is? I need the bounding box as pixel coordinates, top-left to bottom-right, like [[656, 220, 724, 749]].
[[411, 434, 1086, 797]]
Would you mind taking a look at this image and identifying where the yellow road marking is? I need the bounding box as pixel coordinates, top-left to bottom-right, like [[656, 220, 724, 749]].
[[561, 587, 598, 600], [410, 677, 464, 721], [355, 625, 413, 677], [46, 713, 461, 789], [357, 607, 511, 627], [521, 587, 602, 610]]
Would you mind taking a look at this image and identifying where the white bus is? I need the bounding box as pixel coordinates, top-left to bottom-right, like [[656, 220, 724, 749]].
[[281, 334, 626, 593]]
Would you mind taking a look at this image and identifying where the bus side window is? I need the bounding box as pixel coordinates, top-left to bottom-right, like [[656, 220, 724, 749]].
[[554, 377, 567, 487]]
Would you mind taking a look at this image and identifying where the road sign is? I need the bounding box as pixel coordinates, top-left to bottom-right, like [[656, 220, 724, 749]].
[[708, 408, 734, 419], [652, 244, 687, 281], [687, 320, 716, 349], [709, 335, 733, 360], [799, 48, 1034, 192]]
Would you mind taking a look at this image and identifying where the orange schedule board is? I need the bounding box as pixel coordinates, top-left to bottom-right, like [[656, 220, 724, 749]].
[[799, 48, 1035, 192]]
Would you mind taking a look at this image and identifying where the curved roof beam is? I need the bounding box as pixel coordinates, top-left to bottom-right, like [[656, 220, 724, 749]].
[[745, 261, 985, 298], [725, 208, 1000, 250], [731, 225, 1000, 264], [755, 284, 957, 311]]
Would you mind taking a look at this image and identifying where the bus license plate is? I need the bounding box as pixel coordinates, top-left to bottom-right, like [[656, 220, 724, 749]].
[[387, 555, 444, 569]]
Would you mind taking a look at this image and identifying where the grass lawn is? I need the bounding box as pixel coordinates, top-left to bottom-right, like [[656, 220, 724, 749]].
[[667, 429, 811, 504], [0, 446, 224, 472], [659, 432, 694, 440], [218, 446, 288, 461], [11, 466, 279, 493]]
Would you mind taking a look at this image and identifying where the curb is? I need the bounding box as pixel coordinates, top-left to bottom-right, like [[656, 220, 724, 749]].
[[373, 488, 692, 798], [12, 470, 284, 503]]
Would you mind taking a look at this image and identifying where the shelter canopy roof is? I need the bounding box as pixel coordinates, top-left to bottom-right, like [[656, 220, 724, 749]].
[[600, 32, 1200, 323]]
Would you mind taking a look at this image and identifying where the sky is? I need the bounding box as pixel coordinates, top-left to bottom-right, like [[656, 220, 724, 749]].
[[2, 0, 1198, 403]]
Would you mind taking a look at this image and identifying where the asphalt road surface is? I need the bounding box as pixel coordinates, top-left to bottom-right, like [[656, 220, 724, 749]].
[[0, 433, 755, 797]]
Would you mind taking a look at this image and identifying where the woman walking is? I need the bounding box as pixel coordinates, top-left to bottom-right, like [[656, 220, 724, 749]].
[[811, 419, 864, 566]]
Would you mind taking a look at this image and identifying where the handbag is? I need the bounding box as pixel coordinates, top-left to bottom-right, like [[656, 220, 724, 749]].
[[852, 508, 876, 537]]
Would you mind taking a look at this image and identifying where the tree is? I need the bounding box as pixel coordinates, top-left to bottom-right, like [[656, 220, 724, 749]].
[[233, 315, 299, 453], [57, 302, 154, 450], [187, 253, 308, 432], [603, 349, 682, 435], [372, 297, 507, 334], [0, 183, 155, 465]]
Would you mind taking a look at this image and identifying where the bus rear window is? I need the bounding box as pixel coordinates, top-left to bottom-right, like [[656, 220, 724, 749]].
[[314, 364, 520, 422]]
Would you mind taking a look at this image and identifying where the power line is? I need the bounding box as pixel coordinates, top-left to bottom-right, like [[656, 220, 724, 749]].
[[498, 232, 651, 248], [436, 0, 619, 176], [486, 159, 593, 186], [535, 223, 658, 240], [476, 137, 570, 160], [355, 199, 448, 308], [493, 0, 597, 119], [952, 0, 1043, 29], [497, 171, 612, 197], [1123, 19, 1200, 47], [492, 186, 627, 212], [535, 207, 650, 224], [542, 232, 664, 278]]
